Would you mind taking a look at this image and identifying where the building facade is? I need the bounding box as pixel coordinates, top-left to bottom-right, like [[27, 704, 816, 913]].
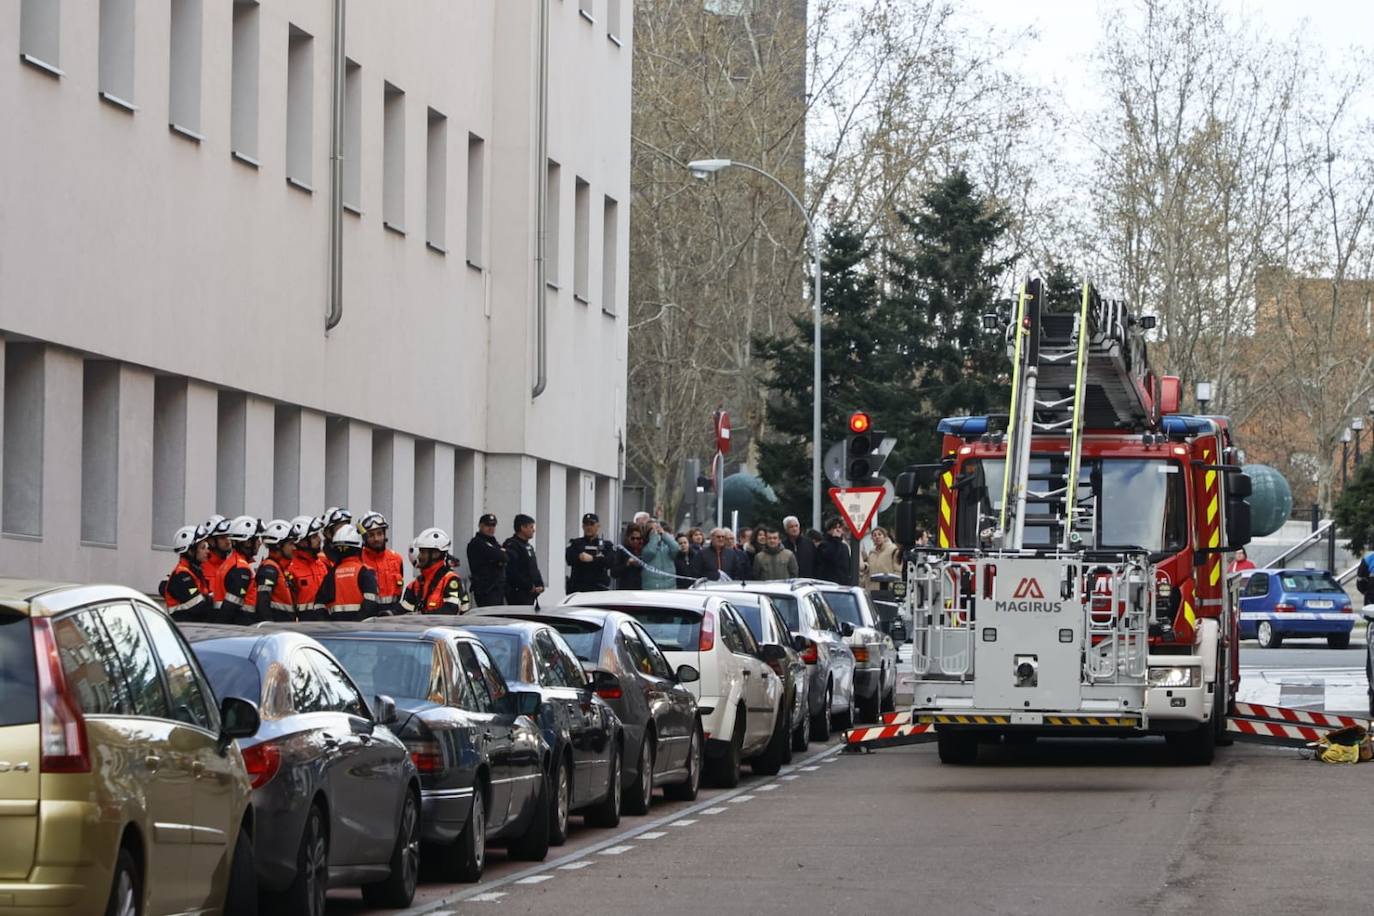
[[1, 0, 631, 599]]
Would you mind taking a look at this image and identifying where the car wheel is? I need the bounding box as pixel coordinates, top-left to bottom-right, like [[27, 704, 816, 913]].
[[361, 790, 420, 908], [549, 756, 571, 846], [811, 684, 832, 742], [664, 723, 703, 802], [1328, 632, 1351, 650], [1257, 621, 1281, 649], [936, 730, 978, 765], [585, 742, 622, 828], [281, 805, 328, 916], [791, 697, 811, 752], [507, 772, 551, 862], [706, 710, 743, 788], [623, 734, 655, 815], [857, 671, 881, 723], [104, 848, 141, 916], [446, 785, 485, 882], [882, 671, 898, 713], [750, 699, 790, 776], [781, 699, 796, 765]]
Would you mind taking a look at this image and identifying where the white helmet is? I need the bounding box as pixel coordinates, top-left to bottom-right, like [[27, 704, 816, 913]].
[[206, 514, 231, 537], [412, 527, 452, 554], [227, 515, 262, 542], [325, 507, 353, 528], [289, 515, 315, 541], [261, 519, 294, 547], [332, 524, 364, 550], [358, 511, 388, 533], [172, 525, 200, 555]]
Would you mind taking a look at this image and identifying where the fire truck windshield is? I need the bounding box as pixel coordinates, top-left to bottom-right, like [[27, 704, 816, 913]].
[[955, 457, 1187, 554]]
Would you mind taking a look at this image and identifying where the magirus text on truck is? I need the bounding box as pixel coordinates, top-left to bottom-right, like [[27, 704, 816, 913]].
[[888, 278, 1294, 766]]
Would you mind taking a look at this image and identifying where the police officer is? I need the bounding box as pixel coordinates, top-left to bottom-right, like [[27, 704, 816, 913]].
[[504, 514, 545, 604], [1358, 548, 1374, 607], [255, 519, 297, 622], [162, 523, 212, 622], [401, 528, 468, 614], [565, 512, 614, 593], [466, 513, 508, 607], [288, 515, 326, 616], [213, 515, 261, 624], [316, 524, 379, 621], [359, 511, 406, 615]]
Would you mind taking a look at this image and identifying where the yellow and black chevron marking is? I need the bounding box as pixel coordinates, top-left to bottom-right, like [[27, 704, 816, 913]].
[[917, 714, 1011, 725], [1042, 716, 1139, 727]]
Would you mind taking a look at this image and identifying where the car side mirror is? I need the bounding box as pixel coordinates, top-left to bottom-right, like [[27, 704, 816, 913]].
[[372, 695, 398, 726], [840, 621, 855, 638], [218, 696, 260, 749], [792, 633, 807, 652], [759, 644, 786, 664], [675, 664, 700, 684], [587, 670, 621, 697], [509, 690, 543, 718]]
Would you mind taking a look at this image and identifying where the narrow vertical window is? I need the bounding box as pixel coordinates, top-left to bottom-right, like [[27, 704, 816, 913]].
[[602, 196, 619, 315], [230, 0, 259, 163], [19, 0, 61, 75], [426, 108, 447, 253], [273, 405, 301, 518], [286, 25, 313, 189], [169, 0, 204, 139], [99, 0, 136, 108], [413, 441, 435, 531], [371, 430, 394, 522], [81, 361, 119, 546], [343, 59, 361, 210], [466, 134, 485, 267], [2, 343, 45, 537], [545, 160, 561, 286], [324, 417, 349, 509], [383, 82, 406, 232], [608, 0, 622, 40], [216, 391, 246, 517], [574, 177, 591, 302], [152, 376, 187, 549]]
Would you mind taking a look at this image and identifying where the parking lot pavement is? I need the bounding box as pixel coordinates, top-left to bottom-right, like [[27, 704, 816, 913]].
[[388, 737, 1374, 916]]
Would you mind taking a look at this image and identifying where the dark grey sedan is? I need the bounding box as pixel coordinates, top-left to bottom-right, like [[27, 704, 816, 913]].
[[726, 593, 812, 754], [184, 625, 422, 915], [472, 605, 704, 810]]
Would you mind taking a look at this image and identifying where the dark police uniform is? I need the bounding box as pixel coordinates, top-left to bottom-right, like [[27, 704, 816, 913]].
[[467, 514, 509, 607], [565, 513, 614, 593]]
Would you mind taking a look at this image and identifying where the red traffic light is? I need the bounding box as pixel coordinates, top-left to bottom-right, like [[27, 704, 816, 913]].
[[848, 411, 871, 434]]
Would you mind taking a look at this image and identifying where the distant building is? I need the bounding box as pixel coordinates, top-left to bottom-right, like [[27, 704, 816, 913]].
[[0, 1, 631, 597]]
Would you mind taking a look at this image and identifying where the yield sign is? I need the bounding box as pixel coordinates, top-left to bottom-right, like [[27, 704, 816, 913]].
[[829, 487, 885, 540]]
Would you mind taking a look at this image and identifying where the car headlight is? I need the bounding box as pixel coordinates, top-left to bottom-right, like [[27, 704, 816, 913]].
[[1148, 666, 1200, 688]]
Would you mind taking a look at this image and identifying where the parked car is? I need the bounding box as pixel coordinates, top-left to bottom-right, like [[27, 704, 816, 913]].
[[867, 573, 909, 642], [693, 580, 858, 739], [358, 616, 622, 845], [721, 591, 812, 753], [281, 620, 552, 880], [1238, 568, 1355, 648], [184, 625, 422, 913], [812, 584, 898, 721], [564, 590, 787, 787], [470, 605, 704, 809], [0, 580, 260, 916]]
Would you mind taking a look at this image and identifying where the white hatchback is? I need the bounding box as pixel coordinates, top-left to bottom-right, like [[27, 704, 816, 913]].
[[564, 590, 787, 787]]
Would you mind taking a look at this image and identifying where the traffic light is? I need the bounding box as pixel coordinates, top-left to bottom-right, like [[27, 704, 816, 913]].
[[846, 411, 887, 484]]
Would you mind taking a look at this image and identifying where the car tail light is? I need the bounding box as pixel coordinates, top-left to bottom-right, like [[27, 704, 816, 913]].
[[31, 618, 90, 774], [1274, 603, 1296, 614], [852, 646, 869, 664], [1342, 604, 1353, 614], [241, 741, 283, 789], [405, 739, 445, 775], [799, 638, 818, 665], [699, 612, 715, 652], [595, 683, 623, 701]]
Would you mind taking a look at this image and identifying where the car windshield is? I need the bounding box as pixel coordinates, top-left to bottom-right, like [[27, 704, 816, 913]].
[[616, 608, 702, 652], [195, 646, 263, 706], [0, 612, 36, 727], [314, 637, 434, 701], [823, 591, 866, 627], [542, 619, 602, 662], [1278, 573, 1344, 594], [465, 631, 526, 683], [957, 457, 1187, 553]]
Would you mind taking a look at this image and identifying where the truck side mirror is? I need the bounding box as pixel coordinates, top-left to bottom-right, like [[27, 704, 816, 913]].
[[1225, 471, 1252, 549], [895, 501, 920, 547]]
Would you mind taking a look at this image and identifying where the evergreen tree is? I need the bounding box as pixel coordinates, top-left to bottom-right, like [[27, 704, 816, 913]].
[[1334, 459, 1374, 554], [1042, 261, 1082, 313]]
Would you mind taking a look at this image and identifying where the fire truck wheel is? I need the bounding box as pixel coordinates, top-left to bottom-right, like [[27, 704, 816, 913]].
[[1166, 722, 1215, 766], [1256, 621, 1282, 649], [936, 730, 978, 765]]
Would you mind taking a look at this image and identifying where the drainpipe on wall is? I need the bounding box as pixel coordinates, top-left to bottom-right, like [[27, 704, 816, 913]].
[[325, 0, 346, 331], [531, 0, 551, 397]]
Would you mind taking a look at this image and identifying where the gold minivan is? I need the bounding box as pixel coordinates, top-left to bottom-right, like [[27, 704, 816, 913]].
[[0, 580, 260, 916]]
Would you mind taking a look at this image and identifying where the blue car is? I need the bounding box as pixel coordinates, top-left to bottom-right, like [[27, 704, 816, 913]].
[[1238, 568, 1355, 649]]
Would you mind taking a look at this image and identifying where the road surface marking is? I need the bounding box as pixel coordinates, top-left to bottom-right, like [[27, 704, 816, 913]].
[[730, 795, 755, 803], [470, 892, 506, 902], [640, 831, 666, 839], [801, 765, 820, 771], [559, 861, 593, 870], [782, 774, 800, 780], [758, 784, 779, 791], [600, 845, 635, 855], [516, 875, 554, 885], [669, 819, 697, 826], [702, 806, 727, 814]]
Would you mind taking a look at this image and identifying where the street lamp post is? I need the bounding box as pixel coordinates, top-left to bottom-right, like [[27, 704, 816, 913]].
[[1341, 427, 1352, 490], [688, 158, 824, 532], [1354, 417, 1366, 466]]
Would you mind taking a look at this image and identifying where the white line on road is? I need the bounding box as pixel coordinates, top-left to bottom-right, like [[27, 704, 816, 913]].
[[781, 774, 800, 781], [801, 765, 820, 771], [600, 845, 635, 855], [558, 861, 593, 870], [669, 819, 697, 826], [470, 892, 506, 902], [758, 784, 779, 791], [516, 875, 554, 885], [701, 805, 727, 814], [730, 795, 755, 803], [639, 831, 666, 839]]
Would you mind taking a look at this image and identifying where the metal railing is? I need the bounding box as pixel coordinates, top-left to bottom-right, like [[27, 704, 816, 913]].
[[1260, 520, 1337, 571]]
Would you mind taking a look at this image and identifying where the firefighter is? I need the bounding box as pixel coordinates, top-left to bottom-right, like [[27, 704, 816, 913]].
[[203, 514, 230, 583], [287, 515, 326, 617], [163, 523, 213, 623], [316, 524, 379, 621], [255, 519, 298, 622], [359, 511, 406, 615], [401, 528, 467, 614], [466, 513, 508, 607], [213, 515, 261, 624], [320, 506, 352, 567]]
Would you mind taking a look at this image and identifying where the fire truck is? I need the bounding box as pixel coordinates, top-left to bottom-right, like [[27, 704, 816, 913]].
[[892, 279, 1268, 766]]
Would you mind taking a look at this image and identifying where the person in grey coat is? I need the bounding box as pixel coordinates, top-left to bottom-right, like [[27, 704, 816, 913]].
[[752, 528, 799, 580], [633, 511, 681, 590]]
